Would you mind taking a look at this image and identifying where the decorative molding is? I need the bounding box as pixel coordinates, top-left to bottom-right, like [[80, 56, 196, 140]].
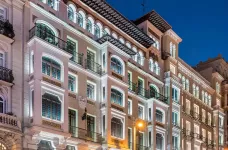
[[42, 120, 61, 129]]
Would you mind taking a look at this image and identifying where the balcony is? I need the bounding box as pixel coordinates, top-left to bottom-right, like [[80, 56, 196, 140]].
[[29, 26, 74, 55], [194, 133, 203, 141], [70, 51, 84, 66], [182, 128, 194, 139], [69, 126, 102, 144], [0, 113, 21, 131], [0, 19, 15, 39], [128, 81, 168, 104], [85, 59, 102, 75], [0, 66, 14, 83], [136, 144, 149, 150]]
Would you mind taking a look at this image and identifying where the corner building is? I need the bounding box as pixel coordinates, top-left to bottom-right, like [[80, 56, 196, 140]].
[[0, 0, 225, 150]]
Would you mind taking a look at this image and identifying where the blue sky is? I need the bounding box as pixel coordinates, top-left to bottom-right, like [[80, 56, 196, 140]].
[[106, 0, 228, 66]]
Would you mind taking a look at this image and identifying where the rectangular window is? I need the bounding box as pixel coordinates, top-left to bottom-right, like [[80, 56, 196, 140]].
[[208, 113, 211, 126], [138, 105, 144, 119], [208, 132, 212, 144], [42, 57, 61, 80], [87, 82, 95, 100], [30, 89, 34, 117], [66, 145, 76, 150], [194, 104, 199, 118], [149, 108, 152, 121], [202, 109, 206, 123], [172, 136, 178, 149], [128, 100, 132, 115], [138, 77, 144, 96], [194, 124, 199, 134], [172, 87, 178, 102], [102, 115, 105, 136], [219, 117, 223, 128], [172, 111, 178, 125], [186, 100, 190, 114], [186, 121, 191, 135], [68, 75, 76, 92], [0, 7, 6, 19], [128, 128, 132, 149], [111, 117, 123, 139], [149, 131, 152, 146], [67, 39, 77, 62], [202, 129, 206, 142], [68, 109, 77, 135], [87, 115, 95, 134], [219, 134, 223, 145]]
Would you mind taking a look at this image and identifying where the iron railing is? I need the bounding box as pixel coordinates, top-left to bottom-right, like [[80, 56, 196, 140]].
[[85, 59, 102, 75], [0, 66, 14, 83], [0, 18, 15, 38], [70, 52, 83, 66], [149, 90, 168, 104], [29, 26, 74, 55], [69, 126, 102, 144]]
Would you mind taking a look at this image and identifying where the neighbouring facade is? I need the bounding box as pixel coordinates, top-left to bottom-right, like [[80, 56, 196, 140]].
[[0, 0, 225, 150]]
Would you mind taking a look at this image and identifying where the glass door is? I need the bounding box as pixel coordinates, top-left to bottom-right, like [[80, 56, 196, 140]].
[[87, 115, 95, 139], [68, 109, 76, 136]]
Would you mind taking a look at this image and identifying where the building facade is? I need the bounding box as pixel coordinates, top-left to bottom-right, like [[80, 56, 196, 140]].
[[0, 0, 225, 150]]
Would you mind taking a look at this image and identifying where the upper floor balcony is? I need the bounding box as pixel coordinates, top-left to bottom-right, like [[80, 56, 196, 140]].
[[128, 81, 168, 104], [85, 59, 102, 75], [0, 113, 21, 132], [29, 25, 74, 55], [0, 66, 14, 84], [0, 18, 15, 39]]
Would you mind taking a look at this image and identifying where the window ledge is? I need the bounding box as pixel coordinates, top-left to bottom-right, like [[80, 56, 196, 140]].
[[42, 74, 62, 87], [111, 136, 124, 141]]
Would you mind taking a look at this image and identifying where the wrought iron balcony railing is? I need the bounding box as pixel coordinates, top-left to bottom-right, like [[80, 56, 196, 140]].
[[0, 19, 15, 38], [0, 66, 14, 83], [69, 126, 102, 144], [136, 144, 149, 150], [29, 26, 74, 55], [85, 59, 102, 75], [149, 90, 168, 104], [70, 52, 84, 66]]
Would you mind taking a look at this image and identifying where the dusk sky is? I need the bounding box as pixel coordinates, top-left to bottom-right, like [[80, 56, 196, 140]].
[[106, 0, 228, 66]]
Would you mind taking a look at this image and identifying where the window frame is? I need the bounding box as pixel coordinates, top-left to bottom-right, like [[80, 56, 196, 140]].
[[86, 80, 96, 101]]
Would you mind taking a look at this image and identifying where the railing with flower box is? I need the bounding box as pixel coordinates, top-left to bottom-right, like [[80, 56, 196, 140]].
[[29, 25, 74, 55], [0, 66, 14, 83], [0, 18, 15, 39], [0, 113, 21, 130], [69, 126, 102, 144]]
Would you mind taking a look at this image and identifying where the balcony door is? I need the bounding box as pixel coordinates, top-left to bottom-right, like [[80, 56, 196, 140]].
[[68, 109, 77, 136], [138, 132, 144, 147], [138, 78, 144, 96], [87, 115, 95, 138], [87, 50, 95, 71]]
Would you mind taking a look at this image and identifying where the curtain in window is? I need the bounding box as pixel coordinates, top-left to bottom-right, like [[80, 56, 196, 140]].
[[111, 118, 123, 138], [42, 93, 61, 121]]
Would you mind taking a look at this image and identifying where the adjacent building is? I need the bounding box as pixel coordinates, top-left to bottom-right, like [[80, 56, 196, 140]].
[[0, 0, 225, 149]]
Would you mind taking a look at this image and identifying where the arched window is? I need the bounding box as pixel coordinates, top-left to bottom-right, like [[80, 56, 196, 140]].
[[111, 57, 123, 75], [132, 47, 137, 62], [155, 62, 159, 75], [202, 91, 205, 101], [205, 92, 208, 104], [196, 86, 199, 98], [77, 13, 83, 28], [36, 23, 56, 45], [42, 93, 61, 121], [150, 85, 158, 98], [216, 82, 220, 94], [155, 109, 163, 123], [0, 97, 3, 113], [149, 58, 154, 72], [112, 32, 118, 39], [95, 25, 100, 38], [138, 51, 144, 66], [68, 4, 76, 22], [178, 73, 182, 78], [119, 37, 125, 44], [47, 0, 57, 10], [186, 79, 189, 91], [86, 19, 92, 33], [182, 76, 186, 90], [126, 42, 131, 49], [42, 56, 61, 80], [0, 142, 6, 150], [38, 140, 54, 150], [111, 117, 123, 138], [156, 133, 163, 150], [104, 27, 110, 35], [192, 84, 196, 96], [111, 88, 123, 106]]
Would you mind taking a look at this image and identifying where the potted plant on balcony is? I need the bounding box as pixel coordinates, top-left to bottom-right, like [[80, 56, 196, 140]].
[[0, 19, 15, 39]]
